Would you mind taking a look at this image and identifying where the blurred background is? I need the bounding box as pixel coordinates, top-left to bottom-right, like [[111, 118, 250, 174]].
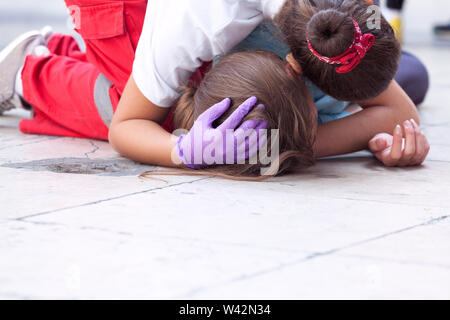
[[1, 0, 450, 49], [0, 0, 68, 49]]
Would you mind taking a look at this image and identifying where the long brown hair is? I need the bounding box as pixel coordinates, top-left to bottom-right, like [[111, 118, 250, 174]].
[[275, 0, 401, 101], [141, 50, 318, 181]]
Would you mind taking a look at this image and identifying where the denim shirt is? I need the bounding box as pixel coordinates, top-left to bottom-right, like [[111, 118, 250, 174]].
[[222, 21, 351, 124]]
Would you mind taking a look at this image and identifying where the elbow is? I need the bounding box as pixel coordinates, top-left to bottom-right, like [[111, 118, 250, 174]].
[[108, 121, 120, 153], [394, 94, 420, 125], [404, 99, 421, 125]]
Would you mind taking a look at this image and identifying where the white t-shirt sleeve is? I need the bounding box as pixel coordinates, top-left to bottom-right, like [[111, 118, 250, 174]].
[[133, 0, 268, 107]]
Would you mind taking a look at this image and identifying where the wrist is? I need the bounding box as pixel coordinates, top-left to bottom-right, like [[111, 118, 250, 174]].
[[174, 134, 201, 169]]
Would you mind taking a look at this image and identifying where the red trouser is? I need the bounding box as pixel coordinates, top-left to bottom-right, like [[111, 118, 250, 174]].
[[20, 0, 208, 140]]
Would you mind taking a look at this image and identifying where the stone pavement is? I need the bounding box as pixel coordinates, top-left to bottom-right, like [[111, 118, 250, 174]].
[[1, 0, 450, 299]]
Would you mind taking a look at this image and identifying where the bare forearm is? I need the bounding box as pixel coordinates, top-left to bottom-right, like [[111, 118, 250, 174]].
[[315, 106, 411, 157], [108, 75, 184, 167], [314, 81, 419, 158], [109, 119, 180, 167]]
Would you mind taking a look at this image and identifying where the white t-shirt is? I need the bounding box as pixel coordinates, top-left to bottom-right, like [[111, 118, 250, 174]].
[[133, 0, 287, 107]]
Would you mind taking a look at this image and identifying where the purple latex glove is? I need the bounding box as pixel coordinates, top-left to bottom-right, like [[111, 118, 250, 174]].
[[175, 96, 268, 169]]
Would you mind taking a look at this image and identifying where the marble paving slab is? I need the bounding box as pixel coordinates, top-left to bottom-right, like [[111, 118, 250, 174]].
[[1, 0, 450, 299]]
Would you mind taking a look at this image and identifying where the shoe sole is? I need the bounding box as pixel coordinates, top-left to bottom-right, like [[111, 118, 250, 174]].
[[0, 30, 42, 104], [40, 26, 54, 44]]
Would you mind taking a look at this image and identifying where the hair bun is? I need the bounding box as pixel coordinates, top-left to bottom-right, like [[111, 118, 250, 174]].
[[306, 9, 355, 58]]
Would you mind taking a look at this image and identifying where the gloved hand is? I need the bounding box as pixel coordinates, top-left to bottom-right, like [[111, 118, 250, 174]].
[[175, 96, 268, 169]]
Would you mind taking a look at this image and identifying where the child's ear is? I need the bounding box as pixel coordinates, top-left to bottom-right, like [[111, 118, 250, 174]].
[[286, 53, 302, 75]]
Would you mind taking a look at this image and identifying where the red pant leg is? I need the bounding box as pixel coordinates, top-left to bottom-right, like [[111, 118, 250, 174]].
[[20, 32, 112, 139], [19, 0, 144, 140], [65, 0, 179, 132], [47, 33, 87, 62], [20, 0, 207, 139], [20, 54, 114, 140], [66, 0, 147, 94]]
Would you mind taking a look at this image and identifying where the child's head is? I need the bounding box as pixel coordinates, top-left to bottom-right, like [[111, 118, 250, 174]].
[[173, 50, 318, 179], [275, 0, 401, 101]]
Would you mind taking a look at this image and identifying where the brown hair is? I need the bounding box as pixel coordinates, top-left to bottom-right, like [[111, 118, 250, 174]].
[[275, 0, 401, 101], [141, 50, 317, 181]]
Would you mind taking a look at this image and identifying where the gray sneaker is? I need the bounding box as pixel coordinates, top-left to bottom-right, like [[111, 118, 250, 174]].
[[40, 26, 54, 44], [0, 31, 45, 115]]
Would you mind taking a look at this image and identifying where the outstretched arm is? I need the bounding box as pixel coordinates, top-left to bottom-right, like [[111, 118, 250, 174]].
[[109, 75, 179, 167], [314, 80, 429, 165]]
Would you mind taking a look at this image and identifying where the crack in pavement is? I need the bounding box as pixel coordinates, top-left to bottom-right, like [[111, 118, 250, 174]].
[[14, 177, 211, 221], [313, 215, 449, 257], [427, 159, 450, 164], [336, 252, 450, 271], [181, 215, 450, 298], [326, 195, 450, 209], [0, 136, 62, 151], [84, 140, 100, 159], [5, 217, 136, 238]]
